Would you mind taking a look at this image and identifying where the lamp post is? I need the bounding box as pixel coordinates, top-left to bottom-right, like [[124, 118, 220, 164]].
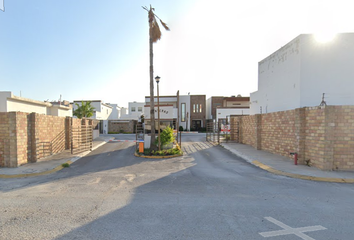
[[155, 76, 161, 151]]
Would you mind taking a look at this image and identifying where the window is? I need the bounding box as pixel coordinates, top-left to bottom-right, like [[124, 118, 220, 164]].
[[199, 104, 202, 113], [181, 103, 186, 122], [131, 107, 136, 112], [138, 107, 143, 112], [193, 104, 196, 113]]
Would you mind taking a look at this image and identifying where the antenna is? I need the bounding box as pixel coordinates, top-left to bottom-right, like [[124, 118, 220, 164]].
[[319, 93, 327, 106]]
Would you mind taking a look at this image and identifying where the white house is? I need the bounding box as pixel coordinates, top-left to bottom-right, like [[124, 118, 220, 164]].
[[251, 33, 354, 115], [0, 91, 72, 117], [119, 102, 145, 120], [72, 100, 112, 120], [206, 96, 250, 122], [106, 103, 121, 119]]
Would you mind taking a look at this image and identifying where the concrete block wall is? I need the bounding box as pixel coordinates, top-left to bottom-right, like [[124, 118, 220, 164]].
[[231, 105, 354, 171]]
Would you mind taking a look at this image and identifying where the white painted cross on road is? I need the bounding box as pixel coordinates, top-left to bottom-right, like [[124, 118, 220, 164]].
[[259, 217, 326, 240]]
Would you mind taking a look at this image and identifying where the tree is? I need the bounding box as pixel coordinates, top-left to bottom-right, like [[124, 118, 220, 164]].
[[142, 5, 170, 150], [73, 101, 95, 119]]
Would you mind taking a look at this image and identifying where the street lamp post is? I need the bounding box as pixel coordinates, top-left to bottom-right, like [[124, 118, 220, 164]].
[[155, 76, 161, 151]]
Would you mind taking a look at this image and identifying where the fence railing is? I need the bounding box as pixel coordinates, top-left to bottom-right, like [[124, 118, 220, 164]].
[[71, 125, 93, 155]]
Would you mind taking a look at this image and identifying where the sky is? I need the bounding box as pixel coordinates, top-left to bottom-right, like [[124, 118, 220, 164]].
[[1, 0, 354, 107]]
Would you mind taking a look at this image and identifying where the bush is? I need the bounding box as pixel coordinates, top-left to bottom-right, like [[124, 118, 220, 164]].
[[155, 126, 175, 147], [179, 126, 184, 131]]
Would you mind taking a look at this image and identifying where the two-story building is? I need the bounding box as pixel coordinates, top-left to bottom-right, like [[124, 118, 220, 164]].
[[144, 94, 206, 131], [206, 95, 250, 123]]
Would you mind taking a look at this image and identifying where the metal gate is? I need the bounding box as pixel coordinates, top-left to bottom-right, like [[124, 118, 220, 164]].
[[71, 125, 93, 155], [206, 120, 220, 144]]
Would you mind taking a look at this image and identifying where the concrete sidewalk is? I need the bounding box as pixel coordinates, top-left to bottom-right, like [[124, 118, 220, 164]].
[[0, 136, 114, 178], [221, 142, 354, 183]]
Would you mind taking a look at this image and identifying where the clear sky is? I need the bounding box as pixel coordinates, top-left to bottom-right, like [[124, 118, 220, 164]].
[[1, 0, 354, 107]]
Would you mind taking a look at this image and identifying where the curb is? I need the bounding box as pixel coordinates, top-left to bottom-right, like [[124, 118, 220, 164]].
[[134, 141, 183, 159], [134, 152, 183, 159], [252, 161, 354, 183], [0, 138, 113, 179], [220, 143, 354, 183]]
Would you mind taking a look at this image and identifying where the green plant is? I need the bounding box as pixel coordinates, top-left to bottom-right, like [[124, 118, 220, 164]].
[[73, 101, 95, 119], [155, 126, 175, 147], [61, 163, 70, 168], [179, 126, 183, 131]]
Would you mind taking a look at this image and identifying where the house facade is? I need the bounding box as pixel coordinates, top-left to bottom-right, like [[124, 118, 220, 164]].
[[250, 33, 354, 115], [72, 100, 113, 120], [206, 96, 250, 122], [0, 91, 72, 117], [144, 94, 206, 131]]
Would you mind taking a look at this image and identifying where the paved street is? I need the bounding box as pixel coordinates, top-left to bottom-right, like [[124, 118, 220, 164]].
[[0, 134, 354, 240]]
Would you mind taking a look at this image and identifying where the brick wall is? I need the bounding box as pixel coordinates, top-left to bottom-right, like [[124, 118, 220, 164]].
[[231, 105, 354, 171], [261, 110, 296, 158], [0, 112, 93, 168], [0, 113, 10, 167], [332, 106, 354, 170], [108, 120, 136, 133], [304, 107, 326, 168], [239, 115, 257, 147]]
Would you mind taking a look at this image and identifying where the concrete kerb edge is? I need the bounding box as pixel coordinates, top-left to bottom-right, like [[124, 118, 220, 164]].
[[220, 143, 354, 183], [134, 141, 183, 159], [0, 138, 114, 179]]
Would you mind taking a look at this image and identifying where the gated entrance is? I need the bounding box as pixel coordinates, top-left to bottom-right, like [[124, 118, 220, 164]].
[[206, 117, 239, 144]]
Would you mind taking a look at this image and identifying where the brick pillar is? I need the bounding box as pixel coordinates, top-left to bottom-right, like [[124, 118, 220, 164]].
[[6, 112, 18, 167], [294, 108, 306, 165], [323, 106, 336, 170], [255, 114, 262, 150], [30, 113, 38, 163], [238, 117, 243, 143], [65, 117, 72, 150]]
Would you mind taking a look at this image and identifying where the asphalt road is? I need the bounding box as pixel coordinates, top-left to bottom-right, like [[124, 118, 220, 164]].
[[0, 134, 354, 240]]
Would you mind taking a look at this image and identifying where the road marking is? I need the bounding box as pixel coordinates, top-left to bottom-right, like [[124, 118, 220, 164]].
[[259, 217, 326, 240]]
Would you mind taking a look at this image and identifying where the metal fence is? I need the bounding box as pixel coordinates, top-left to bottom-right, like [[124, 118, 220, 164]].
[[71, 125, 93, 155]]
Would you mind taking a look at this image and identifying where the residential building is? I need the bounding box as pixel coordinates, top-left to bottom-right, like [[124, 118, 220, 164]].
[[119, 102, 145, 120], [250, 33, 354, 115], [72, 100, 113, 120], [206, 96, 250, 122], [0, 91, 72, 117], [145, 94, 206, 131], [106, 103, 122, 120]]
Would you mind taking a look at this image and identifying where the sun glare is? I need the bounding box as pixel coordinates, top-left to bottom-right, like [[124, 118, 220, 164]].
[[314, 32, 337, 43]]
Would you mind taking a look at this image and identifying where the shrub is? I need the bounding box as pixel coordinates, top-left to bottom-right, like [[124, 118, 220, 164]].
[[155, 126, 175, 147], [179, 126, 184, 131]]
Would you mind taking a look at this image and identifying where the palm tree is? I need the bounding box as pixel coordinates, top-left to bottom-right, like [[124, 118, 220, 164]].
[[142, 5, 170, 150], [73, 101, 95, 119]]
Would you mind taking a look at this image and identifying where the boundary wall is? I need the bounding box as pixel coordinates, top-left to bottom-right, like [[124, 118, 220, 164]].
[[231, 105, 354, 171], [0, 112, 97, 168]]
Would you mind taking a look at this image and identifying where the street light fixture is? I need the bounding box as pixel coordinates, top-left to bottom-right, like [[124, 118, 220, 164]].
[[155, 76, 161, 151]]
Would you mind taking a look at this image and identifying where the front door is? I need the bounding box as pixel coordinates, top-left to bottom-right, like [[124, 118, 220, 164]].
[[192, 120, 201, 131]]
